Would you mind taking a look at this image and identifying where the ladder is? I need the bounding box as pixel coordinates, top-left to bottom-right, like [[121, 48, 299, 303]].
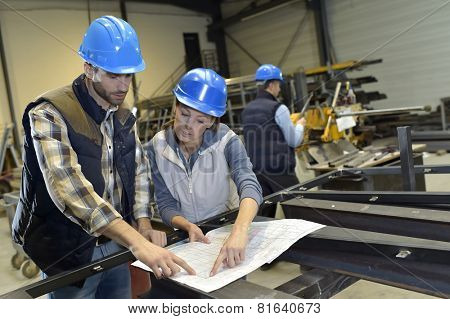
[[0, 124, 21, 173]]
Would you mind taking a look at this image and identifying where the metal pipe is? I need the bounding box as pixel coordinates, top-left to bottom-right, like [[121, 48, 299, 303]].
[[336, 105, 431, 117], [310, 0, 334, 66], [119, 0, 138, 105], [87, 0, 92, 24], [331, 81, 341, 109], [278, 9, 309, 67], [293, 71, 309, 113], [224, 30, 261, 66], [0, 24, 21, 151]]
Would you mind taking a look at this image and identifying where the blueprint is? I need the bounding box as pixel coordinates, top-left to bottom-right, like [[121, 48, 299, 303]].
[[132, 219, 325, 293]]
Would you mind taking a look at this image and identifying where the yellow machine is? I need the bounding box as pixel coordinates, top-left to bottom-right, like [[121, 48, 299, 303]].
[[291, 81, 366, 150], [291, 104, 363, 150]]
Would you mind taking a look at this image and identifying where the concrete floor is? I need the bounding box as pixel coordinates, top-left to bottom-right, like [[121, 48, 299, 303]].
[[0, 212, 40, 296], [0, 152, 448, 298]]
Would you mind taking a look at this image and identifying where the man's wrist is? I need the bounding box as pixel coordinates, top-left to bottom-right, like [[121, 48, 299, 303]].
[[137, 217, 152, 230]]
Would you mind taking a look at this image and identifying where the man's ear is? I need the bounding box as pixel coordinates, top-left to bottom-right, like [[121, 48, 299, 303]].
[[84, 63, 94, 80]]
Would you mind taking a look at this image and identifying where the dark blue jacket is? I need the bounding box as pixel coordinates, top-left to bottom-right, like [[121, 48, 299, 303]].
[[241, 91, 296, 174]]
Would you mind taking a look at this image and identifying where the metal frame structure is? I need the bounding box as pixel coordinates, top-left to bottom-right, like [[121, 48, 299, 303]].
[[1, 124, 448, 298], [2, 160, 450, 299]]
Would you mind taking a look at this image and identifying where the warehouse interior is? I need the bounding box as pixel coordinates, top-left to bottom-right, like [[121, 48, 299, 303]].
[[0, 0, 449, 299]]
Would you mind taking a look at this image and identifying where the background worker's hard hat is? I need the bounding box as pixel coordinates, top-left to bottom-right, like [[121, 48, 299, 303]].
[[78, 16, 146, 74], [173, 68, 227, 117], [255, 64, 284, 82]]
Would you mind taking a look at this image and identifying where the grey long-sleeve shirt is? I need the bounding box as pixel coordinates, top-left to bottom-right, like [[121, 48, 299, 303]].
[[145, 124, 262, 226]]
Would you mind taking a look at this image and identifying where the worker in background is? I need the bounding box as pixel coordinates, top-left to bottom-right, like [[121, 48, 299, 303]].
[[241, 64, 306, 219], [12, 16, 194, 299], [146, 68, 263, 276]]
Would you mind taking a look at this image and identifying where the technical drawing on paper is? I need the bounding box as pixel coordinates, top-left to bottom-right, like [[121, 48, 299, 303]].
[[132, 219, 324, 293]]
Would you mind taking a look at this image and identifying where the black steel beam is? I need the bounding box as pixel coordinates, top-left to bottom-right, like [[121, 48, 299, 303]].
[[2, 250, 133, 299], [209, 0, 302, 31], [143, 275, 298, 299], [341, 165, 450, 176], [283, 197, 450, 223], [211, 26, 231, 78], [281, 198, 450, 242], [309, 0, 333, 66], [302, 228, 450, 263], [206, 1, 231, 77], [411, 130, 450, 140], [275, 268, 358, 299], [290, 190, 450, 205], [132, 0, 231, 77], [132, 0, 217, 15], [119, 0, 138, 104], [281, 246, 449, 298], [1, 229, 189, 299], [397, 126, 416, 191]]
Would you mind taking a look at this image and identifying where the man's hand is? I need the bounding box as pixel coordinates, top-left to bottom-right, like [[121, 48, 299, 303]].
[[210, 230, 248, 276], [187, 223, 210, 244], [137, 218, 167, 247], [296, 117, 307, 126], [131, 238, 195, 279], [99, 218, 195, 279]]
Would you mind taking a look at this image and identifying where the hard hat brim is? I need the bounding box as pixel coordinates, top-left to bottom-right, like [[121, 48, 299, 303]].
[[174, 91, 225, 118], [79, 53, 146, 74]]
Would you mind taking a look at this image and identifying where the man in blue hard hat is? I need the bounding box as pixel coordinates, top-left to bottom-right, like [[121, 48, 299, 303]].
[[12, 16, 194, 299], [242, 64, 306, 220]]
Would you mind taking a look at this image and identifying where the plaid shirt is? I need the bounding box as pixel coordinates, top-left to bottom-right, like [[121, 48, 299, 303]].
[[29, 102, 152, 235]]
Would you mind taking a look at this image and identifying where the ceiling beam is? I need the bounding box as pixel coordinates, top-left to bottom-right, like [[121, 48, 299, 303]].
[[209, 0, 302, 31]]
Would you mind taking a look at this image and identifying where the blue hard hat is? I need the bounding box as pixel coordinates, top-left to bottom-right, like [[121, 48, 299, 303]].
[[78, 16, 146, 74], [255, 64, 283, 82], [173, 68, 227, 117]]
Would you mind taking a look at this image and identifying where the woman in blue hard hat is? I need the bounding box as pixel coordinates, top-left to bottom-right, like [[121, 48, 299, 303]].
[[12, 16, 194, 299], [146, 68, 263, 276]]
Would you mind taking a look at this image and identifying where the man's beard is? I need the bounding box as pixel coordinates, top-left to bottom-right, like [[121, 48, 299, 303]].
[[92, 82, 127, 105]]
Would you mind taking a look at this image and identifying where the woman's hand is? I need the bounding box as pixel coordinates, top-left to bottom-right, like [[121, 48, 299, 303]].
[[209, 198, 258, 276], [187, 223, 210, 244], [139, 228, 167, 247], [210, 229, 248, 276]]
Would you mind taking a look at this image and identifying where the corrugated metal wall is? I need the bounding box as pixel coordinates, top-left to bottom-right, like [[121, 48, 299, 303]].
[[222, 0, 320, 77], [327, 0, 450, 109]]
